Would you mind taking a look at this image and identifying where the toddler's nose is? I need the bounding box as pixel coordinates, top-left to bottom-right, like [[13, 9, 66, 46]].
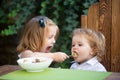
[[72, 47, 77, 51]]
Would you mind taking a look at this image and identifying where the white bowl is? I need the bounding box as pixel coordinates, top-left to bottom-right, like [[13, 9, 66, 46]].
[[17, 57, 53, 72]]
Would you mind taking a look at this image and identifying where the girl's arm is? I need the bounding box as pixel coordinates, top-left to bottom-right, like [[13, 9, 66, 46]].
[[20, 50, 69, 62]]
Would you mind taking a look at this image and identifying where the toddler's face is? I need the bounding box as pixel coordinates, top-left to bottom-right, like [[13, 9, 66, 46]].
[[71, 34, 93, 63], [41, 26, 57, 53]]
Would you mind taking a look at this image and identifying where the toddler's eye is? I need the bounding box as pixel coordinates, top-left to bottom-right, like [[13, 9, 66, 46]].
[[72, 44, 75, 47], [78, 44, 82, 46]]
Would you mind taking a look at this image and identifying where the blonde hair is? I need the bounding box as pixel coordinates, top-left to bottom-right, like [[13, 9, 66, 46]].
[[72, 28, 105, 60], [17, 16, 59, 52]]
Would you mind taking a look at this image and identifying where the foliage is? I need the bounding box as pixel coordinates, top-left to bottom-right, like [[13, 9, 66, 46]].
[[0, 0, 37, 35], [0, 0, 98, 68]]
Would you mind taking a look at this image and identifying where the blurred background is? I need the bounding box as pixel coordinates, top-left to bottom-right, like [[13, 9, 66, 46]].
[[0, 0, 98, 68]]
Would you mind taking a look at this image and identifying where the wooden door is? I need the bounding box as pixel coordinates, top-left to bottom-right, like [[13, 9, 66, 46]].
[[81, 0, 120, 72]]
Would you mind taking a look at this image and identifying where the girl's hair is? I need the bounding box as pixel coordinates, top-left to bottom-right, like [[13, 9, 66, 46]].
[[72, 28, 105, 61], [17, 16, 59, 52]]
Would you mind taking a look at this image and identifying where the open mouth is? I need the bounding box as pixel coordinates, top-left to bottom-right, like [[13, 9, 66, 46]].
[[45, 46, 53, 53], [72, 52, 78, 58]]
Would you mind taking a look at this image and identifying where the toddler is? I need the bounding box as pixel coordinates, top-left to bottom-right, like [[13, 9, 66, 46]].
[[70, 28, 107, 72]]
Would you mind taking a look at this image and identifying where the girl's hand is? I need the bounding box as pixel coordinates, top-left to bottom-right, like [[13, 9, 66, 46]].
[[53, 52, 69, 62]]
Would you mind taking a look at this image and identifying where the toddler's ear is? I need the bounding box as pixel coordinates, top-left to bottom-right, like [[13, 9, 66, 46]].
[[90, 48, 98, 56]]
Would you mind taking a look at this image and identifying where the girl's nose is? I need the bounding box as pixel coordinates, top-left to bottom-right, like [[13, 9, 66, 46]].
[[52, 38, 56, 43]]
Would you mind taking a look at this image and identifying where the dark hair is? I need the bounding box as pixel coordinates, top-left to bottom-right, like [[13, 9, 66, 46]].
[[39, 18, 45, 28]]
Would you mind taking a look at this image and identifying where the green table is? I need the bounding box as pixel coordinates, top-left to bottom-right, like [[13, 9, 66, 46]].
[[0, 68, 111, 80]]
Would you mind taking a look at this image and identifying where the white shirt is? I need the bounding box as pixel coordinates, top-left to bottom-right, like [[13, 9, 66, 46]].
[[70, 57, 107, 72]]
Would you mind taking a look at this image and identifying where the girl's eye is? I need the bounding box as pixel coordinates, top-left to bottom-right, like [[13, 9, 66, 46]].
[[48, 36, 52, 39], [48, 35, 53, 39]]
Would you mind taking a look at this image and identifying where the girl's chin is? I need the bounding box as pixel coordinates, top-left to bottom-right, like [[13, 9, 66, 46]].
[[45, 49, 52, 53], [45, 50, 50, 53]]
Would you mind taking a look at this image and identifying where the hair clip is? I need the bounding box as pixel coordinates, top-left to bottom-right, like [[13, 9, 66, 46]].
[[39, 18, 45, 28]]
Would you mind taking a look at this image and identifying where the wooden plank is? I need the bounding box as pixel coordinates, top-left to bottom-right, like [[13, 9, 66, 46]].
[[99, 0, 112, 71], [81, 15, 87, 28], [111, 0, 120, 72], [87, 3, 99, 31]]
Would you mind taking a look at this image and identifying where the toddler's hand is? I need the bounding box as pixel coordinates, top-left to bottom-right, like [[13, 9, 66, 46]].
[[53, 52, 69, 62]]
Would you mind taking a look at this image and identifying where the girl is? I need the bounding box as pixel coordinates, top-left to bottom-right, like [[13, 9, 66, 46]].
[[70, 28, 107, 72], [17, 16, 69, 62]]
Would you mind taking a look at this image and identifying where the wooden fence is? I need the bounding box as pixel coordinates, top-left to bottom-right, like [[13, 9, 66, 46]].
[[81, 0, 120, 72]]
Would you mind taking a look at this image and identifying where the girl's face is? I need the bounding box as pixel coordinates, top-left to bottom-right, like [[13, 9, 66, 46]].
[[71, 34, 93, 63], [41, 26, 57, 53]]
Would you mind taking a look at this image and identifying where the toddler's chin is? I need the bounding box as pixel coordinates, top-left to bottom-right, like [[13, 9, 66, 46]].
[[74, 58, 82, 63], [74, 58, 79, 62]]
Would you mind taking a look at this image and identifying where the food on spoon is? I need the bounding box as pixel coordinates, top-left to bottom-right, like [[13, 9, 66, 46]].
[[72, 52, 78, 58]]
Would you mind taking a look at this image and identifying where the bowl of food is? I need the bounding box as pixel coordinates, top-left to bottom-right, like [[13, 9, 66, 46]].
[[17, 57, 53, 72]]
